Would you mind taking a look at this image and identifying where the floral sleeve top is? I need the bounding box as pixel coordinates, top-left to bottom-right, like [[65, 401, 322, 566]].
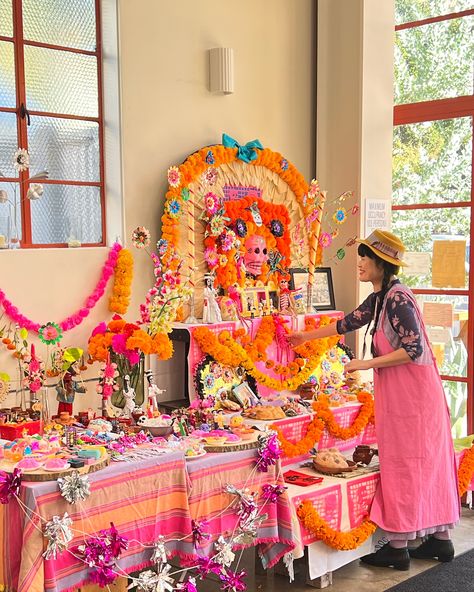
[[336, 280, 424, 360]]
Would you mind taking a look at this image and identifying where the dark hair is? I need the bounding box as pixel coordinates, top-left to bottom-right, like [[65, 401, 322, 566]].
[[357, 243, 400, 357]]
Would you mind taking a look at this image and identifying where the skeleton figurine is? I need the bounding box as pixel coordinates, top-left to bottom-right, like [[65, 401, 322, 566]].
[[122, 374, 136, 418], [278, 275, 297, 316], [145, 369, 165, 415]]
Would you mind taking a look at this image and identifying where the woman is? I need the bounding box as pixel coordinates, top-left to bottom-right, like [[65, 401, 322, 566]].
[[289, 229, 460, 570]]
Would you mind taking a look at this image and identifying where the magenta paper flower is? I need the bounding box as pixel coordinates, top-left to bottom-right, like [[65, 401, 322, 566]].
[[0, 468, 22, 504], [205, 192, 220, 215], [319, 232, 332, 249]]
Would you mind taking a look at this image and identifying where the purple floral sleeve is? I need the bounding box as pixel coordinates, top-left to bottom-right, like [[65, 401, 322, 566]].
[[386, 290, 423, 360], [336, 294, 376, 335]]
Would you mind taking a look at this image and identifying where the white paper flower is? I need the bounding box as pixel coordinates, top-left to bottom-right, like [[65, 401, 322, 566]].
[[26, 183, 44, 200], [13, 148, 30, 172]]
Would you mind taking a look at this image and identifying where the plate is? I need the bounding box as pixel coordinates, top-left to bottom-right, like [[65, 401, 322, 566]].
[[42, 463, 70, 472], [185, 451, 207, 460]]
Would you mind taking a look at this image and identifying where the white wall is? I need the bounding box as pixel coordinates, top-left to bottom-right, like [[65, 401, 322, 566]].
[[316, 0, 394, 354], [0, 0, 315, 410]]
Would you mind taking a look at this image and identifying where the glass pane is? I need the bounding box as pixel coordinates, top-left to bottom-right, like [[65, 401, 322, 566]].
[[393, 207, 470, 288], [23, 0, 96, 51], [28, 116, 99, 181], [31, 184, 102, 244], [24, 46, 98, 117], [0, 181, 22, 243], [0, 112, 19, 177], [393, 118, 472, 206], [414, 293, 468, 378], [0, 41, 16, 107], [443, 380, 468, 438], [396, 0, 474, 25], [0, 0, 13, 37], [394, 15, 474, 104]]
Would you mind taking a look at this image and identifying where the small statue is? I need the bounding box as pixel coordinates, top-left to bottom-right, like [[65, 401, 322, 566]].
[[122, 374, 136, 418], [145, 369, 165, 415], [202, 273, 222, 324], [56, 361, 86, 416], [278, 274, 297, 316]]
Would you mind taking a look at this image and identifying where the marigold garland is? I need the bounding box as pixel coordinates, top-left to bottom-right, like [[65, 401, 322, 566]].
[[271, 391, 374, 458], [193, 321, 338, 392], [458, 444, 474, 497], [297, 500, 377, 550], [109, 248, 133, 314]]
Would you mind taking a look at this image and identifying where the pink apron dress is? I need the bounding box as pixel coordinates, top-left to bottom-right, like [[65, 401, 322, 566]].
[[369, 288, 460, 534]]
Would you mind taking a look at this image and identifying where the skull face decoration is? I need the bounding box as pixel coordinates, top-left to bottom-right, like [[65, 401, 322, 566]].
[[243, 235, 268, 277]]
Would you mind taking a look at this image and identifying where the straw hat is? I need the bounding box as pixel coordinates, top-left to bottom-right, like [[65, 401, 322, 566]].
[[356, 229, 407, 267]]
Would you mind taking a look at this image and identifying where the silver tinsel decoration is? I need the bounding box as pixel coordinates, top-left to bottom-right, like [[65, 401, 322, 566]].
[[43, 513, 74, 559], [128, 570, 159, 592], [57, 471, 91, 504], [151, 535, 168, 566], [214, 535, 235, 567], [225, 484, 266, 544]]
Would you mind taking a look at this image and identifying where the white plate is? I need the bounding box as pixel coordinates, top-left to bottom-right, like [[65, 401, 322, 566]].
[[185, 451, 207, 460]]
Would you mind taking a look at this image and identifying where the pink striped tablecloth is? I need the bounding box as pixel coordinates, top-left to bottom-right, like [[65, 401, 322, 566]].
[[0, 451, 192, 592], [185, 448, 295, 568]]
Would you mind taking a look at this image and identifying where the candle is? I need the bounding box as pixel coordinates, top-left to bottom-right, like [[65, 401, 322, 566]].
[[187, 197, 196, 289], [0, 235, 6, 249]]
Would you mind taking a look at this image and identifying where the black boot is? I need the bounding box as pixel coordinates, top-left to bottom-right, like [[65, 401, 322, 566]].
[[408, 535, 454, 562], [360, 541, 410, 571]]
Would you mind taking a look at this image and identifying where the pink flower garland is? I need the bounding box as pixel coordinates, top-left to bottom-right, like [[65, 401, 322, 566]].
[[0, 243, 123, 334]]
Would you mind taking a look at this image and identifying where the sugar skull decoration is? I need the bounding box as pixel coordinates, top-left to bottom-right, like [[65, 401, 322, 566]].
[[203, 195, 292, 290], [243, 235, 268, 277]]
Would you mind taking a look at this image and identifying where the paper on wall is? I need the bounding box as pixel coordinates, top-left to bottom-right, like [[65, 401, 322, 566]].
[[403, 252, 431, 276], [432, 240, 466, 288], [423, 302, 453, 328], [364, 199, 390, 236]]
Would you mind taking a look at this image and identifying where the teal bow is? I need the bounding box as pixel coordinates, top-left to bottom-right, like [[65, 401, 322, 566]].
[[222, 133, 263, 163]]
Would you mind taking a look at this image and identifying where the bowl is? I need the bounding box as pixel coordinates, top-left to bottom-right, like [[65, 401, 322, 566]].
[[312, 459, 357, 475], [231, 428, 255, 441], [143, 425, 174, 438]]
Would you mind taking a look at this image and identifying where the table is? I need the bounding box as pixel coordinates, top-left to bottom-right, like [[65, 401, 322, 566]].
[[185, 448, 294, 569], [0, 451, 191, 592], [283, 461, 379, 581], [0, 448, 295, 592], [248, 403, 377, 466], [165, 312, 344, 407]]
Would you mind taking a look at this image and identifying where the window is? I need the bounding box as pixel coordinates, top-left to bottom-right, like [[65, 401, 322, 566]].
[[0, 0, 105, 247], [393, 1, 474, 436]]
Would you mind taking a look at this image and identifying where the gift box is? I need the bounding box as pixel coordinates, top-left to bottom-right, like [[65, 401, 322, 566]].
[[0, 420, 42, 440]]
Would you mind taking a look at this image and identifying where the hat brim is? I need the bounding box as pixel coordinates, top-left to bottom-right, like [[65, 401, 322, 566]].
[[356, 238, 407, 267]]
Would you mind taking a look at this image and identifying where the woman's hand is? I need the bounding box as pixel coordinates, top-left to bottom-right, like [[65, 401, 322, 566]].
[[344, 358, 372, 373], [287, 331, 307, 348]]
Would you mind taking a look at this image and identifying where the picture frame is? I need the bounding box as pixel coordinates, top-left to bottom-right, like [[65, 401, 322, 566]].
[[240, 286, 271, 317], [289, 267, 335, 311], [232, 381, 259, 408]]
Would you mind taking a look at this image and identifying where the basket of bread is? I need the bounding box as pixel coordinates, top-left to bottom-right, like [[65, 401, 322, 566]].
[[312, 447, 357, 475]]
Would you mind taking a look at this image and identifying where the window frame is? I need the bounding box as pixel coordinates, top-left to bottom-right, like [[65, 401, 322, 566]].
[[0, 0, 106, 248], [393, 8, 474, 434]]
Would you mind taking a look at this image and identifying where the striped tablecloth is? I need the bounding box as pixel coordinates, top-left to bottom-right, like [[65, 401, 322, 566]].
[[0, 451, 192, 592], [185, 448, 295, 568]]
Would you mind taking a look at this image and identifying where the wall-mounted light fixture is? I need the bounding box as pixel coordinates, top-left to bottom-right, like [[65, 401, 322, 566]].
[[209, 47, 234, 94]]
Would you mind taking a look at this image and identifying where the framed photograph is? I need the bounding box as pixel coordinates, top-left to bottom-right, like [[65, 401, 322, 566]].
[[289, 267, 335, 311], [240, 286, 271, 317], [232, 381, 259, 408], [312, 267, 336, 310]]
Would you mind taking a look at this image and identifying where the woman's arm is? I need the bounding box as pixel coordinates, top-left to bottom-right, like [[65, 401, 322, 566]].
[[344, 348, 411, 372], [287, 322, 339, 347]]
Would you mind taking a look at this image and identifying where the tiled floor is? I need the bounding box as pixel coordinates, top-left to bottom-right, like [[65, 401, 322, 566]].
[[255, 507, 474, 592]]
